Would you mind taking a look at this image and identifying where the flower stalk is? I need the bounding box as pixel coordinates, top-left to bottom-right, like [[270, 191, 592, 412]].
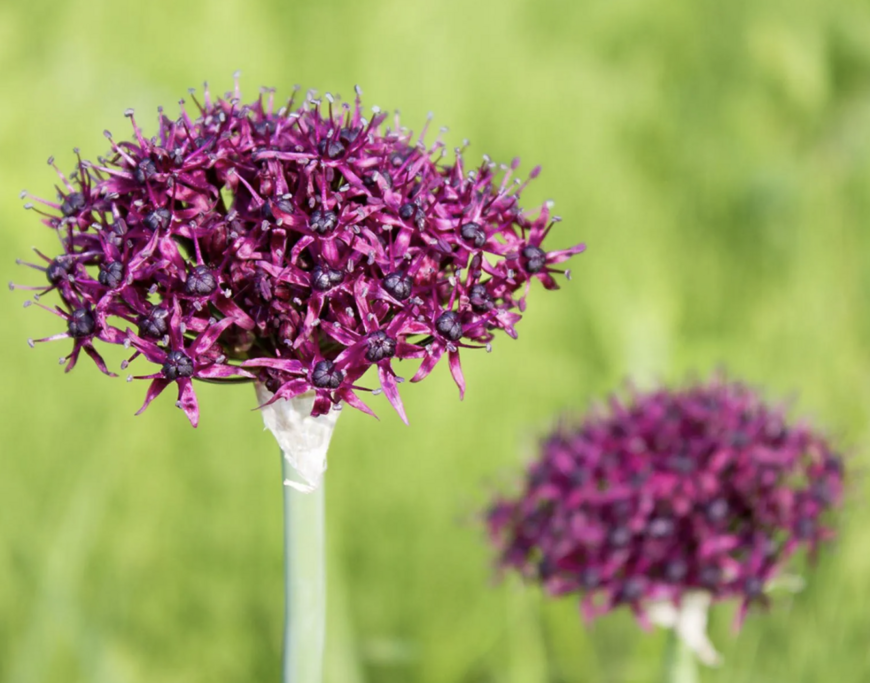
[[662, 629, 698, 683], [258, 385, 339, 683], [281, 457, 326, 683]]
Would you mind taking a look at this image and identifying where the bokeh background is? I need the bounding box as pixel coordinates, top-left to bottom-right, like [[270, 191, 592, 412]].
[[2, 0, 870, 681]]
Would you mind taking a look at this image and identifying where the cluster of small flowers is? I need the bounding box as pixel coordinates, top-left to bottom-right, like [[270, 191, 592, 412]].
[[13, 78, 584, 426], [486, 378, 844, 624]]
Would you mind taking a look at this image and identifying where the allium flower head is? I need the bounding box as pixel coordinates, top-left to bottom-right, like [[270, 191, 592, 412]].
[[12, 77, 584, 426], [487, 377, 844, 627]]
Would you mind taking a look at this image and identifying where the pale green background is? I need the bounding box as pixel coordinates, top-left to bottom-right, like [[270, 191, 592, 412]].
[[2, 0, 870, 681]]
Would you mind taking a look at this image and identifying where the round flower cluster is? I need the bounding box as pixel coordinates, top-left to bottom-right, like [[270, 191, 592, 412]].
[[486, 378, 844, 624], [13, 79, 584, 426]]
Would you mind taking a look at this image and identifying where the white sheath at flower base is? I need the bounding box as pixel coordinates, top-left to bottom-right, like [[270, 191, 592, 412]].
[[256, 384, 341, 493], [647, 591, 722, 667]]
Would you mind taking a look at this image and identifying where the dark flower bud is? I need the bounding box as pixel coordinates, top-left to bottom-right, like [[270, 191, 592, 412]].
[[399, 203, 416, 220], [98, 261, 124, 289], [134, 158, 157, 183], [46, 258, 71, 285], [647, 516, 674, 538], [699, 565, 721, 587], [609, 526, 632, 547], [365, 330, 397, 362], [144, 208, 171, 231], [668, 450, 695, 473], [390, 152, 406, 168], [253, 120, 276, 137], [185, 265, 217, 296], [538, 557, 556, 580], [311, 360, 343, 389], [617, 577, 644, 602], [311, 265, 344, 292], [796, 517, 815, 539], [744, 576, 765, 599], [705, 498, 729, 523], [309, 209, 338, 235], [383, 272, 412, 300], [730, 431, 750, 448], [825, 455, 844, 475], [580, 567, 600, 588], [60, 192, 86, 217], [68, 308, 95, 338], [363, 170, 391, 189], [664, 559, 688, 582], [469, 284, 493, 312], [274, 199, 295, 215], [521, 245, 547, 273], [339, 127, 360, 145], [460, 222, 486, 248], [326, 140, 345, 159], [138, 306, 169, 339], [435, 311, 463, 341], [318, 139, 346, 159], [162, 350, 195, 380], [111, 218, 128, 237]]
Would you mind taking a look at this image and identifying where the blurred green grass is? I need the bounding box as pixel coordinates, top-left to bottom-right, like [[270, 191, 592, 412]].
[[3, 0, 870, 681]]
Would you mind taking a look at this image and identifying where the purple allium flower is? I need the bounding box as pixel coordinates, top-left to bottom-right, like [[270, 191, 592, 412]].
[[486, 377, 844, 628], [12, 79, 584, 426]]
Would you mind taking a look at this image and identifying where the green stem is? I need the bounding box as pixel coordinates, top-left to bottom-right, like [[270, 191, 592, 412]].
[[281, 453, 326, 683], [662, 629, 699, 683]]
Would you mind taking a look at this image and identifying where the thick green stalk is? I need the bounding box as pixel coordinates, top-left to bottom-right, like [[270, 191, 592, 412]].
[[281, 454, 326, 683], [662, 629, 699, 683]]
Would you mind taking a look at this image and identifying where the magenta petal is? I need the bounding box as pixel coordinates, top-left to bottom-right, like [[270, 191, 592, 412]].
[[447, 349, 466, 400], [136, 378, 170, 415], [411, 347, 443, 383], [378, 365, 408, 425], [196, 363, 253, 379], [339, 388, 377, 419], [83, 343, 117, 377], [177, 378, 199, 427], [242, 357, 306, 374], [191, 316, 237, 355]]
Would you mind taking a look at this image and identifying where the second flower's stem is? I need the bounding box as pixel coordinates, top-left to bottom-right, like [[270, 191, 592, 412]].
[[282, 453, 326, 683], [663, 629, 699, 683]]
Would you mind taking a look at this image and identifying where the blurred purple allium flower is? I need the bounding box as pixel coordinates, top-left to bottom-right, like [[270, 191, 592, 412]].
[[12, 78, 584, 426], [486, 377, 844, 628]]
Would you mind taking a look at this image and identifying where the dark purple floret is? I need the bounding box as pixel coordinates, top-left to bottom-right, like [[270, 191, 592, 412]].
[[460, 222, 486, 248], [134, 158, 157, 183], [46, 258, 71, 285], [184, 266, 217, 296], [318, 139, 346, 159], [469, 284, 493, 312], [67, 308, 95, 338], [311, 360, 343, 389], [137, 306, 170, 339], [705, 498, 729, 523], [162, 350, 195, 380], [14, 81, 584, 426], [521, 245, 547, 273], [143, 207, 172, 231], [311, 265, 343, 292], [435, 311, 463, 341], [98, 261, 124, 289], [309, 209, 337, 235], [382, 272, 412, 301], [486, 377, 845, 627], [60, 192, 85, 217], [365, 330, 396, 362]]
